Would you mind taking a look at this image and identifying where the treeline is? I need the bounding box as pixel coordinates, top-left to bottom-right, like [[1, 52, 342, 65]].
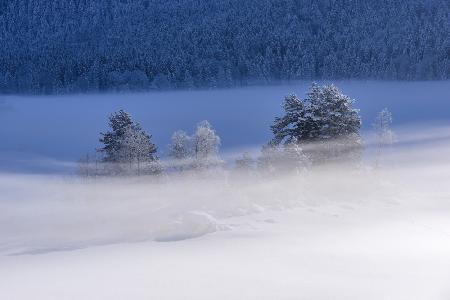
[[79, 84, 394, 177], [0, 0, 449, 94]]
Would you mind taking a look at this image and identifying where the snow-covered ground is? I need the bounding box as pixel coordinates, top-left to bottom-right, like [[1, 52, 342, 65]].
[[2, 201, 450, 300], [1, 131, 450, 299]]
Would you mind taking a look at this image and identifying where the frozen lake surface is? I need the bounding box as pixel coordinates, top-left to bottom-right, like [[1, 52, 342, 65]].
[[0, 81, 449, 173]]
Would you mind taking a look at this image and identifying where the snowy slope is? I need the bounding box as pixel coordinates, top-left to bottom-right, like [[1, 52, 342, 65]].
[[1, 200, 450, 300]]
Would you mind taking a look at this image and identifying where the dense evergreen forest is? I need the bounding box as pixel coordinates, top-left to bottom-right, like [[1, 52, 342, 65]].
[[0, 0, 449, 94]]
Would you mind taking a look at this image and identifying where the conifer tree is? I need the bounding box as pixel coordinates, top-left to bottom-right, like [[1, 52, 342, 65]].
[[271, 84, 362, 164], [98, 110, 160, 175]]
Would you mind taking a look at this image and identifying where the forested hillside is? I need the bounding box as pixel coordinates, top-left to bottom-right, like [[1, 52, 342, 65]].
[[0, 0, 449, 93]]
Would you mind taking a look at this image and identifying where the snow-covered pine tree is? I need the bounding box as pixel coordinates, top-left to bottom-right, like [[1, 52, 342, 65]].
[[373, 108, 395, 168], [271, 84, 362, 165], [306, 84, 363, 164], [98, 110, 160, 175], [99, 110, 135, 162], [307, 84, 361, 142], [271, 93, 309, 145]]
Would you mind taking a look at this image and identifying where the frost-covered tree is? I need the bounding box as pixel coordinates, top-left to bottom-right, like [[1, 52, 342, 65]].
[[98, 110, 160, 175], [271, 84, 362, 164], [117, 125, 161, 175], [271, 94, 309, 145], [192, 120, 222, 169], [307, 84, 361, 140], [168, 120, 222, 172], [99, 110, 135, 162], [373, 108, 395, 168], [306, 84, 363, 163]]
